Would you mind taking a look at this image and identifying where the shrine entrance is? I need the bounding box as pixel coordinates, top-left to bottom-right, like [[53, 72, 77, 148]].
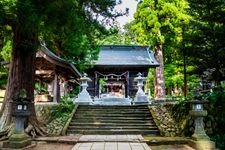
[[96, 71, 129, 98], [101, 81, 125, 98]]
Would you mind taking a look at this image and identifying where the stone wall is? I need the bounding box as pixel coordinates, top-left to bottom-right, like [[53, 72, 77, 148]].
[[35, 103, 58, 123], [35, 103, 70, 135], [149, 103, 180, 136], [169, 101, 194, 137], [149, 101, 215, 137]]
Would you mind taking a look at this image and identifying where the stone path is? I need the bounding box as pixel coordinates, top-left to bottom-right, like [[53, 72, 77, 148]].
[[36, 134, 145, 143], [73, 135, 151, 150], [36, 135, 151, 150], [78, 135, 144, 142], [72, 142, 151, 150], [35, 135, 198, 150]]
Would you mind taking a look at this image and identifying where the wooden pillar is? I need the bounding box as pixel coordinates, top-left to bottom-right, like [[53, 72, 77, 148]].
[[95, 72, 98, 97], [38, 80, 42, 94], [53, 74, 60, 102], [47, 81, 54, 96], [126, 71, 129, 98], [64, 81, 68, 95]]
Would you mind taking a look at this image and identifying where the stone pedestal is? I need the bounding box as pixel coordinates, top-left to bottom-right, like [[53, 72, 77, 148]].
[[133, 73, 149, 105], [74, 73, 92, 105], [3, 132, 32, 149], [194, 140, 216, 150]]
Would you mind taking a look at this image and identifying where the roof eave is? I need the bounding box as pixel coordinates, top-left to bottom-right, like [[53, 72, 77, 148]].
[[38, 45, 82, 78]]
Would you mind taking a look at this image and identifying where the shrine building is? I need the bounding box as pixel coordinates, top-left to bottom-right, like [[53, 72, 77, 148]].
[[86, 45, 159, 99], [35, 45, 81, 102]]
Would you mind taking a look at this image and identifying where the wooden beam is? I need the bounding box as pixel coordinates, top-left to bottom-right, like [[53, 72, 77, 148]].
[[35, 70, 53, 75]]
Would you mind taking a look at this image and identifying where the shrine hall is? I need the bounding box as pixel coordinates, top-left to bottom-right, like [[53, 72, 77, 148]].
[[86, 45, 159, 100]]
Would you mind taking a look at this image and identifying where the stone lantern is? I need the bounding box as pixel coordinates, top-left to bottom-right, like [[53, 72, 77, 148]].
[[133, 73, 149, 105], [189, 100, 209, 140], [3, 89, 32, 149], [13, 100, 30, 133], [75, 73, 92, 104], [189, 99, 215, 150]]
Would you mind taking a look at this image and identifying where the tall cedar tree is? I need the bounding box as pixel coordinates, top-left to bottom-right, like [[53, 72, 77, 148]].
[[131, 0, 190, 99]]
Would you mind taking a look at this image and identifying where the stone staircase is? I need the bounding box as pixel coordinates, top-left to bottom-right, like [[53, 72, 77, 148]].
[[66, 105, 160, 135]]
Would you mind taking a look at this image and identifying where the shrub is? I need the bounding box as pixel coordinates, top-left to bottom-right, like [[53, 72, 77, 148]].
[[51, 95, 75, 120]]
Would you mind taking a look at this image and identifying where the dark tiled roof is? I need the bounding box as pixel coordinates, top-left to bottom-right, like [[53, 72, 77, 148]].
[[94, 45, 159, 67]]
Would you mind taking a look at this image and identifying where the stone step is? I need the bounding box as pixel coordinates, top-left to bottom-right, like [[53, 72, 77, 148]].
[[68, 124, 156, 129], [76, 109, 150, 112], [78, 105, 148, 108], [66, 105, 159, 136], [67, 129, 159, 135], [74, 113, 151, 117], [76, 110, 150, 113], [69, 122, 156, 126], [73, 116, 153, 120], [77, 105, 148, 110], [70, 120, 155, 124], [68, 126, 158, 130]]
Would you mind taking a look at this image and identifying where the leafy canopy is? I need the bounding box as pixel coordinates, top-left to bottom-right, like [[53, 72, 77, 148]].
[[0, 0, 126, 71]]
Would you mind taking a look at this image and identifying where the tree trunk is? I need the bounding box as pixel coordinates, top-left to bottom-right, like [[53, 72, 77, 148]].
[[154, 44, 166, 99], [0, 29, 46, 136]]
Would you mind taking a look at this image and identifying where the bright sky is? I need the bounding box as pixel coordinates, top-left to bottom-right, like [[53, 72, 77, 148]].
[[115, 0, 138, 27]]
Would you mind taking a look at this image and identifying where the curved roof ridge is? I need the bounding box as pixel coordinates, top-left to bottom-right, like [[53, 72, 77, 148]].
[[94, 45, 159, 67], [38, 45, 82, 78]]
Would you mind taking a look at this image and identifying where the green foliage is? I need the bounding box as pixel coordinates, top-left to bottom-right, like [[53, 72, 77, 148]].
[[1, 40, 11, 61], [0, 0, 126, 71], [0, 66, 8, 89], [211, 133, 225, 150], [99, 78, 106, 93], [131, 0, 191, 51], [145, 69, 154, 97], [34, 82, 48, 94], [207, 86, 225, 104], [128, 0, 193, 98], [165, 63, 183, 89], [204, 85, 225, 149], [186, 0, 225, 82], [51, 95, 75, 120], [37, 0, 126, 71]]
